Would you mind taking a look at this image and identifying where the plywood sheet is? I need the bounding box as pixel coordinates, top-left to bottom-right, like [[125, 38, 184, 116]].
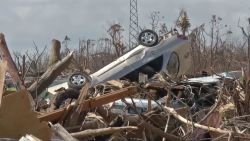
[[0, 90, 51, 140]]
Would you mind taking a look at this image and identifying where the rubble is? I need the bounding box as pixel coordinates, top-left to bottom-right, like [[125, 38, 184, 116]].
[[1, 30, 250, 141]]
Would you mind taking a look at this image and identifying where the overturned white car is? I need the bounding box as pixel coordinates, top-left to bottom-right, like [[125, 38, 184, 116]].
[[49, 29, 192, 93]]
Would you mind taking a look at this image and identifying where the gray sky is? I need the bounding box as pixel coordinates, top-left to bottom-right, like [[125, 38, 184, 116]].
[[0, 0, 249, 53]]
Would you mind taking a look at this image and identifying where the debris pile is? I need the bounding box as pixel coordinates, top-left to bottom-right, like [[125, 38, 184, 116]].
[[1, 32, 250, 141]]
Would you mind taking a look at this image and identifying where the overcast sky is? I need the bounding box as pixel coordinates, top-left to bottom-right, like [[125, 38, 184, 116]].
[[0, 0, 249, 53]]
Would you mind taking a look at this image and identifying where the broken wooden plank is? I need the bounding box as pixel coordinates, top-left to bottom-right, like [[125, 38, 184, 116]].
[[38, 86, 138, 122], [65, 83, 90, 126], [38, 106, 72, 123], [70, 126, 138, 139], [79, 86, 137, 112]]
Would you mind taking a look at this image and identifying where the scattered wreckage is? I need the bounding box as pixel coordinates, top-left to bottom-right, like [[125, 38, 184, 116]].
[[50, 29, 192, 92], [0, 29, 250, 141]]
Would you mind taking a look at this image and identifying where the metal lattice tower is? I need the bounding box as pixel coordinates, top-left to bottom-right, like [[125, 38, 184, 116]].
[[129, 0, 139, 49]]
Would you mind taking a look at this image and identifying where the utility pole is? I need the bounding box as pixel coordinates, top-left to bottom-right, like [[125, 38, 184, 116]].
[[129, 0, 139, 49]]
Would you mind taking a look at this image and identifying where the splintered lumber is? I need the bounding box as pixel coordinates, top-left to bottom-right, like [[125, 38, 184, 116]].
[[38, 86, 138, 122], [28, 39, 73, 98], [70, 126, 138, 139], [79, 86, 137, 111], [0, 33, 24, 89], [51, 123, 78, 141], [0, 61, 7, 107], [65, 83, 91, 126], [0, 90, 51, 140], [38, 106, 71, 123]]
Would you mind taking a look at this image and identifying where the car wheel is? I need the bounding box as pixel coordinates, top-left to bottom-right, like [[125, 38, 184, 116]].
[[138, 29, 158, 47], [54, 88, 80, 109], [68, 73, 86, 89]]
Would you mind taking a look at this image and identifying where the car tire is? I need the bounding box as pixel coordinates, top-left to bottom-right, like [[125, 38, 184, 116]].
[[140, 65, 156, 77], [54, 88, 80, 109], [68, 73, 86, 90], [138, 29, 158, 47]]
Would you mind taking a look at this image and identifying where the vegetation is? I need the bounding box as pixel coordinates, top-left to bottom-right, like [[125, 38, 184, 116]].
[[12, 9, 250, 79]]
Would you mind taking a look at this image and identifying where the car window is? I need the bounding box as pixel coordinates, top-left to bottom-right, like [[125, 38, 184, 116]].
[[167, 52, 180, 76]]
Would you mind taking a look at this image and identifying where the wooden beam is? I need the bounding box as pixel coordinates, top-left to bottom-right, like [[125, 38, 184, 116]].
[[79, 86, 137, 112], [65, 83, 90, 126], [38, 106, 72, 123], [38, 86, 138, 122]]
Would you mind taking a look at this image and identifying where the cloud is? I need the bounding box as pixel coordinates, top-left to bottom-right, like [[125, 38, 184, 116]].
[[0, 0, 249, 52]]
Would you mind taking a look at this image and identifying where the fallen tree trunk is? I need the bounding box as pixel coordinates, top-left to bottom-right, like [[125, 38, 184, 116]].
[[70, 126, 138, 139], [28, 41, 73, 98]]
